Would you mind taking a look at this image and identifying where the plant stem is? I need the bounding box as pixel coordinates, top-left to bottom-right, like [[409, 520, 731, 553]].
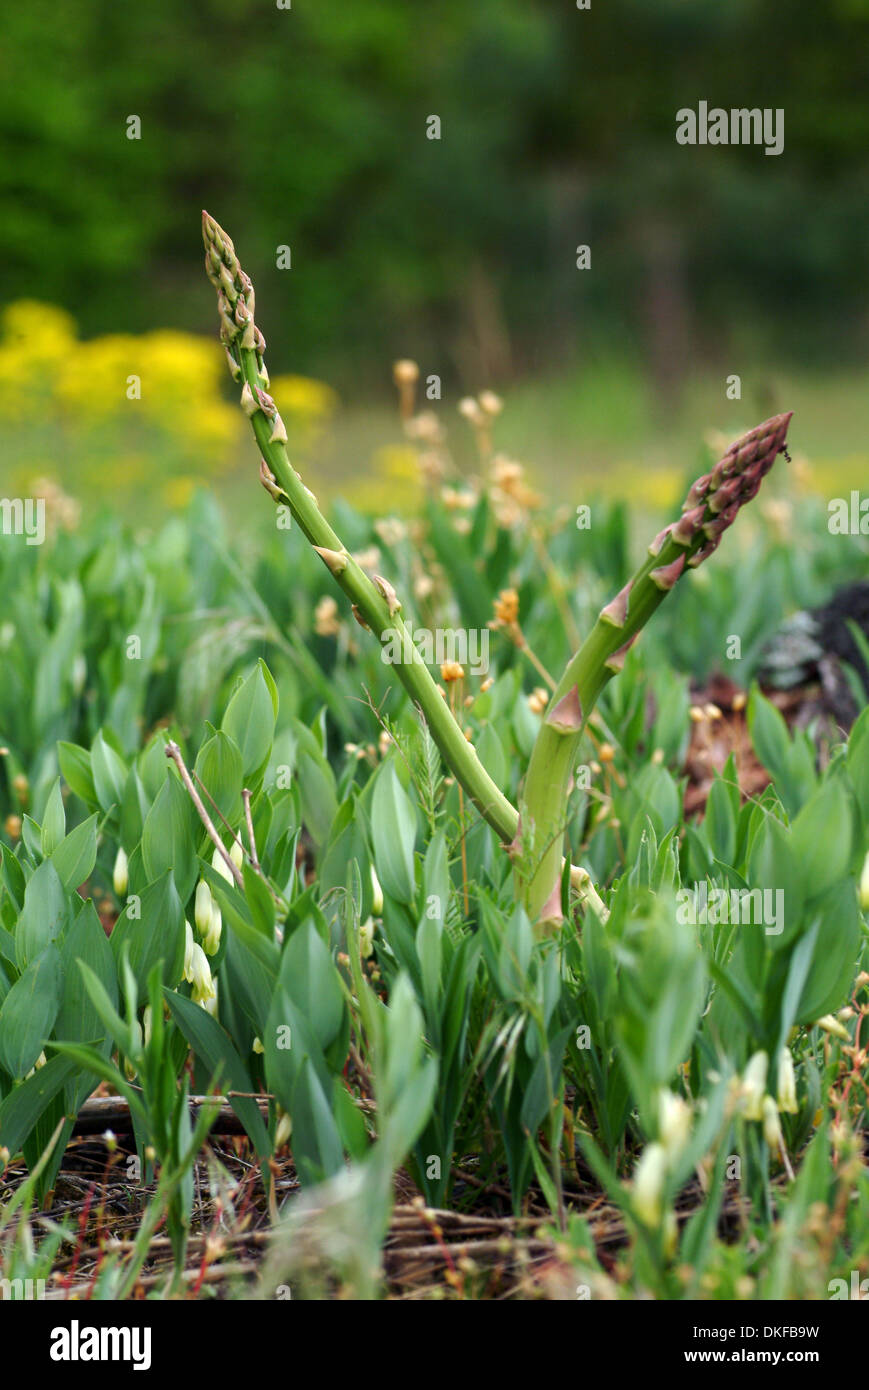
[[519, 412, 793, 922], [202, 212, 519, 846]]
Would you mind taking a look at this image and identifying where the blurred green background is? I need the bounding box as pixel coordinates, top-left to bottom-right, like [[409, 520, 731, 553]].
[[2, 0, 869, 516]]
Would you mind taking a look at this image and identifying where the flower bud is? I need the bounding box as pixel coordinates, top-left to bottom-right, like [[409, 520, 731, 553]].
[[213, 844, 234, 883], [762, 1095, 783, 1151], [740, 1050, 768, 1121], [275, 1107, 293, 1148], [658, 1090, 691, 1159], [359, 917, 375, 959], [633, 1142, 667, 1228], [252, 1036, 264, 1055], [189, 943, 215, 1004], [143, 1006, 152, 1049], [230, 838, 244, 870], [204, 901, 222, 956], [777, 1048, 798, 1114], [183, 920, 196, 983], [194, 879, 213, 937], [370, 866, 383, 915], [201, 978, 219, 1017], [113, 847, 129, 898], [816, 1013, 849, 1041]]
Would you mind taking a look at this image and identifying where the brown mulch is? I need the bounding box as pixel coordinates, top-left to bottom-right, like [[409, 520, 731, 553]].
[[682, 673, 839, 817]]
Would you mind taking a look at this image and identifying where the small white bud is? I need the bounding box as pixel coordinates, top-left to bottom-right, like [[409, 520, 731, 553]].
[[213, 844, 234, 883], [740, 1050, 768, 1121], [204, 901, 222, 956], [113, 847, 129, 898], [816, 1013, 849, 1041], [274, 1108, 293, 1148], [777, 1048, 798, 1114], [633, 1142, 667, 1228], [194, 879, 213, 936], [183, 920, 196, 983], [762, 1095, 783, 1151], [230, 838, 244, 870], [359, 916, 375, 959], [657, 1090, 691, 1159], [370, 866, 383, 915], [189, 943, 215, 1003]]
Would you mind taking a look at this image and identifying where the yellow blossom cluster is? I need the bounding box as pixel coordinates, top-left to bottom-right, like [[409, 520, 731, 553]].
[[0, 302, 338, 506]]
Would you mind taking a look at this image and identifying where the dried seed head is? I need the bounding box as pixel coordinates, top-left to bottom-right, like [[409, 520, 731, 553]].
[[441, 660, 465, 682], [493, 588, 520, 626], [392, 359, 419, 387], [478, 390, 503, 417], [314, 595, 340, 637]]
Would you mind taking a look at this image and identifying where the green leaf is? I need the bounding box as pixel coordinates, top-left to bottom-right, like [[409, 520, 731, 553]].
[[120, 767, 150, 854], [164, 989, 271, 1156], [221, 664, 276, 784], [0, 1055, 78, 1158], [289, 1056, 345, 1183], [0, 947, 62, 1079], [791, 777, 853, 905], [281, 920, 345, 1054], [91, 730, 127, 814], [370, 761, 416, 904], [16, 859, 68, 969], [141, 772, 198, 903], [58, 903, 119, 1106], [110, 869, 185, 1005], [194, 730, 244, 828], [40, 779, 66, 858], [58, 742, 96, 806], [795, 883, 861, 1024], [50, 814, 98, 891]]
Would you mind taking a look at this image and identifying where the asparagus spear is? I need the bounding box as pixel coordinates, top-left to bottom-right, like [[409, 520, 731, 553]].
[[519, 411, 793, 922], [202, 211, 519, 845]]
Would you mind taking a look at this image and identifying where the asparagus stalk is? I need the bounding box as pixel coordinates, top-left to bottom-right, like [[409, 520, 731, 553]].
[[518, 411, 793, 923], [202, 211, 519, 844]]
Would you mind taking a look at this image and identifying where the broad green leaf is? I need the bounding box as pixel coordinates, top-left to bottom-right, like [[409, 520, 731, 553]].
[[164, 989, 271, 1156], [0, 947, 62, 1080], [141, 772, 198, 902], [91, 731, 127, 814], [370, 761, 416, 904], [194, 730, 244, 828], [791, 777, 853, 905], [58, 742, 96, 806], [16, 859, 68, 969], [50, 814, 98, 891], [110, 869, 185, 1004], [0, 1054, 78, 1158], [40, 779, 65, 858], [221, 664, 276, 783]]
